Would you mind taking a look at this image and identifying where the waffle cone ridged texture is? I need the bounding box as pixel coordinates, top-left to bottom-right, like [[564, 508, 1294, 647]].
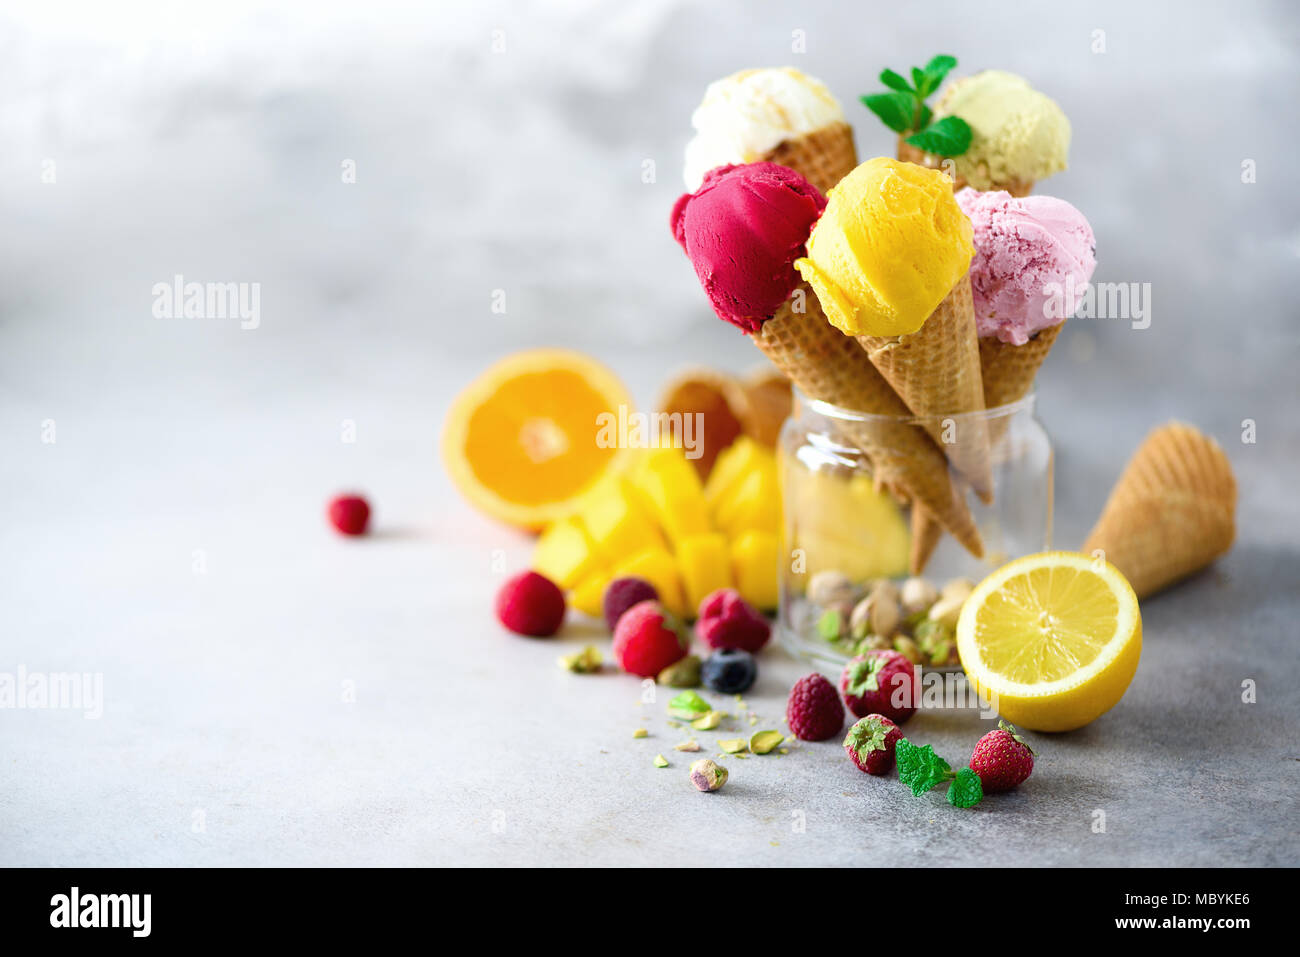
[[910, 322, 1064, 573], [856, 275, 993, 501], [752, 282, 982, 557], [897, 138, 1034, 197], [762, 122, 859, 197], [1082, 423, 1236, 599]]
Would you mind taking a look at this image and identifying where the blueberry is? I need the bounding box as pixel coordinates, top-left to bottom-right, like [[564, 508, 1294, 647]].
[[701, 649, 757, 694]]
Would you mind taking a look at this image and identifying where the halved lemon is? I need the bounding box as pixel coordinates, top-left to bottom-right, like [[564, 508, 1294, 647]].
[[442, 349, 633, 531], [956, 551, 1142, 732]]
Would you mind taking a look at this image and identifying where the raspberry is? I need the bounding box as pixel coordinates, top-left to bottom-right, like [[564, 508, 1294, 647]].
[[612, 600, 689, 678], [785, 673, 844, 741], [327, 494, 371, 536], [840, 650, 918, 723], [843, 714, 902, 775], [495, 571, 566, 637], [969, 721, 1035, 792], [696, 588, 771, 652], [602, 577, 659, 632]]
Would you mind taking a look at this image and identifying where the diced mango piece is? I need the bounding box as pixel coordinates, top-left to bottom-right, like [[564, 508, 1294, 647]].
[[569, 565, 612, 619], [780, 450, 909, 585], [705, 437, 768, 512], [532, 515, 599, 589], [731, 530, 780, 612], [676, 533, 734, 615], [633, 448, 711, 545], [580, 478, 666, 564], [614, 546, 689, 619], [712, 462, 780, 538]]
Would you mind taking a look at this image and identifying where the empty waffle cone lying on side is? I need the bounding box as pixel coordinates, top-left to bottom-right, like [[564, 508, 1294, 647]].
[[1082, 422, 1236, 599], [753, 282, 982, 558], [763, 121, 858, 197], [897, 137, 1034, 197]]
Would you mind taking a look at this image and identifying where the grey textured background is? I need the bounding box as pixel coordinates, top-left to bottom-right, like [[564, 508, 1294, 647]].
[[1, 0, 1297, 866]]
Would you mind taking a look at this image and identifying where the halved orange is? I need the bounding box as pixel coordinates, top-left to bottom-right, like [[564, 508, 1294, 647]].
[[442, 349, 633, 531]]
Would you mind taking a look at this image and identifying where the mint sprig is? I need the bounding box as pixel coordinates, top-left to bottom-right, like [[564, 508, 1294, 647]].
[[860, 54, 972, 157], [895, 738, 983, 808]]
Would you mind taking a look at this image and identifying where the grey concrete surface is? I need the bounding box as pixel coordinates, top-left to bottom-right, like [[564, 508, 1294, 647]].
[[1, 1, 1297, 866]]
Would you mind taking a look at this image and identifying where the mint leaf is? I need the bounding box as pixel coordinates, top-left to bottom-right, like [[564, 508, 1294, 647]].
[[911, 67, 927, 94], [905, 116, 972, 157], [922, 54, 957, 93], [896, 740, 953, 796], [947, 768, 984, 808], [879, 68, 911, 93], [861, 91, 915, 134]]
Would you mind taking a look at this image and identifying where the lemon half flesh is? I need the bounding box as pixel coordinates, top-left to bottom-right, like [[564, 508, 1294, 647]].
[[957, 551, 1142, 732]]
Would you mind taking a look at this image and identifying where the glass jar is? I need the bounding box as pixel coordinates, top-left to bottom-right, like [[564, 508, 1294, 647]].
[[777, 390, 1053, 668]]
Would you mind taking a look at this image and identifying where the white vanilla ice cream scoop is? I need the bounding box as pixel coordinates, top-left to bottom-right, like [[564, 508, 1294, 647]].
[[683, 67, 845, 191]]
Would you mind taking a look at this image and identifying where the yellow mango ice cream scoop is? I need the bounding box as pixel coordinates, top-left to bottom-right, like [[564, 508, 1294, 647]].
[[795, 157, 974, 338]]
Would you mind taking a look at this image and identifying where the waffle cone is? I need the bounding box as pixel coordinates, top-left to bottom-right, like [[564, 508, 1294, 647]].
[[753, 282, 982, 558], [1082, 423, 1236, 598], [738, 367, 792, 448], [909, 503, 944, 574], [909, 322, 1065, 561], [897, 137, 1034, 197], [857, 275, 994, 501], [657, 368, 750, 479], [762, 122, 858, 197]]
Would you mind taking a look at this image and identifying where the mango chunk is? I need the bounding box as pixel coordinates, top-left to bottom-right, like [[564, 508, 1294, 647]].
[[713, 462, 780, 538], [532, 515, 599, 589], [676, 533, 734, 615], [705, 437, 768, 512], [580, 478, 666, 564], [730, 530, 780, 612], [633, 449, 712, 545], [614, 546, 689, 619], [569, 565, 612, 619]]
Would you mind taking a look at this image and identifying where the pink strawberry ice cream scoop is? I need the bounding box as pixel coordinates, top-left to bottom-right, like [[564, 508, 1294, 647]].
[[671, 162, 826, 333], [955, 188, 1097, 345]]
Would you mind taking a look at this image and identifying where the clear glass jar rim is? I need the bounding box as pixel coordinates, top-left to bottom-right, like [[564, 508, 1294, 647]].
[[793, 388, 1036, 425]]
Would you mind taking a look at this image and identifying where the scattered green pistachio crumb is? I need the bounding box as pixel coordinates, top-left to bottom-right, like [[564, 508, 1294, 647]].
[[673, 739, 700, 752], [633, 728, 648, 739], [778, 748, 789, 755], [653, 754, 669, 768], [718, 738, 748, 754], [750, 730, 784, 754], [691, 710, 724, 730], [667, 690, 710, 720], [558, 645, 602, 673]]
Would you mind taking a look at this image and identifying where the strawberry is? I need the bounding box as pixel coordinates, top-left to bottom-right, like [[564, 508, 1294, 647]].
[[785, 673, 845, 741], [843, 714, 901, 775], [612, 600, 689, 677], [839, 650, 918, 723], [969, 720, 1036, 792]]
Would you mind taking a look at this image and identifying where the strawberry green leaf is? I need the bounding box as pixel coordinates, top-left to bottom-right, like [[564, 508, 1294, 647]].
[[905, 115, 972, 156], [861, 91, 915, 134]]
